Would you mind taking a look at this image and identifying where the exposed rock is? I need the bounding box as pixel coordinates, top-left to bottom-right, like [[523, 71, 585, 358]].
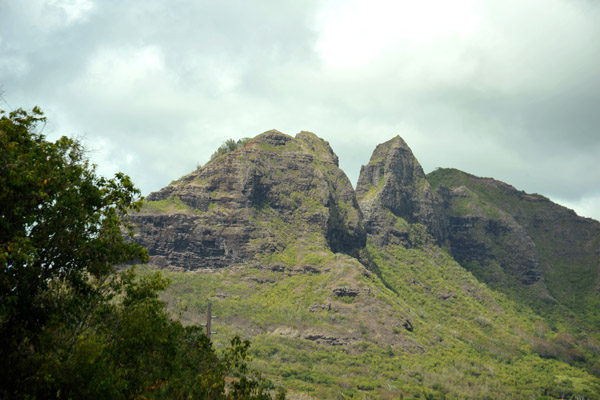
[[248, 276, 276, 284], [269, 263, 286, 272], [332, 287, 360, 297], [356, 136, 445, 246], [292, 264, 321, 274], [273, 327, 350, 346], [303, 333, 347, 346], [130, 130, 365, 270], [437, 291, 458, 301], [309, 303, 332, 312]]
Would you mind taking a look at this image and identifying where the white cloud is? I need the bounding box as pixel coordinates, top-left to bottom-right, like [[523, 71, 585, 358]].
[[315, 0, 482, 68], [47, 0, 96, 25], [1, 0, 599, 222], [81, 45, 167, 93]]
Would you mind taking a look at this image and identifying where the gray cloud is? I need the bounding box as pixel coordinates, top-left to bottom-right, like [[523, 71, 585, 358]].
[[1, 0, 599, 220]]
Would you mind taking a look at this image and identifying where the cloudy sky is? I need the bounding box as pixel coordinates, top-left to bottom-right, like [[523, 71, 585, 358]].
[[1, 0, 599, 221]]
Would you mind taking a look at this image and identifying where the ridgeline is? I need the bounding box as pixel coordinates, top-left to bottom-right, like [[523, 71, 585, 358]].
[[131, 130, 600, 399]]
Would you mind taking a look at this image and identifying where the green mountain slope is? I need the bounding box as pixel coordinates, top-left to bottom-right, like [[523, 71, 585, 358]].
[[427, 168, 600, 328], [131, 132, 600, 399], [139, 241, 600, 399]]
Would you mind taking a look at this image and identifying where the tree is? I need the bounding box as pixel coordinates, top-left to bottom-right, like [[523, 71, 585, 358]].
[[208, 137, 252, 162], [0, 107, 148, 395], [0, 108, 284, 399]]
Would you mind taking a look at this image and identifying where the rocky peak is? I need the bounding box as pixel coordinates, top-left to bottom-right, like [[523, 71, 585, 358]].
[[356, 136, 442, 246], [130, 130, 365, 270], [254, 129, 292, 146], [295, 131, 339, 166], [358, 136, 422, 188]]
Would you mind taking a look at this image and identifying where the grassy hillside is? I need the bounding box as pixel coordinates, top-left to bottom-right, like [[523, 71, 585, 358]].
[[138, 236, 600, 399]]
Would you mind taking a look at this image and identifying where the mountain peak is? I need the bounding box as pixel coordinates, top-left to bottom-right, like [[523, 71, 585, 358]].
[[127, 133, 600, 399], [131, 130, 364, 269], [254, 129, 292, 146], [296, 131, 339, 166], [356, 135, 440, 246]]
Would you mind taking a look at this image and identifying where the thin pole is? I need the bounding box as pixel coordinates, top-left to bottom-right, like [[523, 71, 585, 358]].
[[206, 302, 212, 339]]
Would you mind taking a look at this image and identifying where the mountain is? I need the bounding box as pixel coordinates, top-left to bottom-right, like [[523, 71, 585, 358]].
[[130, 131, 600, 399], [427, 168, 600, 326], [355, 136, 444, 247], [132, 130, 364, 270]]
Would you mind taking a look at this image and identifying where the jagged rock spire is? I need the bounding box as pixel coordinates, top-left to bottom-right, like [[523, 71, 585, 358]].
[[356, 136, 442, 245]]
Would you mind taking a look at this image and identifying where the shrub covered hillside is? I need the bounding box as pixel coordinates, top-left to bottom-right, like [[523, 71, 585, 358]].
[[131, 131, 600, 399]]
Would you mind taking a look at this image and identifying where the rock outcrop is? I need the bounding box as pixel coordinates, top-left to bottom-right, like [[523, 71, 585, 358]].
[[355, 136, 443, 246], [436, 182, 543, 286], [130, 130, 365, 270]]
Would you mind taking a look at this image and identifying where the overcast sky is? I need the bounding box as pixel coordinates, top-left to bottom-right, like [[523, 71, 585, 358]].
[[1, 0, 599, 221]]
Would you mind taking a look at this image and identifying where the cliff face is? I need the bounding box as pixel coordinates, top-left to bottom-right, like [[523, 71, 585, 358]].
[[355, 137, 600, 317], [428, 168, 600, 313], [130, 130, 365, 270], [435, 179, 545, 288], [355, 136, 443, 247]]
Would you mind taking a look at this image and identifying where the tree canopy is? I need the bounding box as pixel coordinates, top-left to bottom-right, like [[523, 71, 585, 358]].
[[0, 108, 284, 399], [209, 137, 252, 162], [1, 107, 148, 341]]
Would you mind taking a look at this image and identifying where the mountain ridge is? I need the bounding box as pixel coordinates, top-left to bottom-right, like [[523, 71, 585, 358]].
[[129, 130, 600, 399]]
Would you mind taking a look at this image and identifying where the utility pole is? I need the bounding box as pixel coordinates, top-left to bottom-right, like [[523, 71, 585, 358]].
[[206, 302, 212, 338], [202, 302, 217, 339]]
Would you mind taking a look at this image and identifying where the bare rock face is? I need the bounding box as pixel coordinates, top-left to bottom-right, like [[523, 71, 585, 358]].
[[438, 183, 543, 287], [130, 130, 365, 270], [356, 136, 443, 246]]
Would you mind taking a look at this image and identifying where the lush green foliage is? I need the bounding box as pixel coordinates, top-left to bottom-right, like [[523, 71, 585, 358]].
[[149, 238, 600, 399], [1, 107, 148, 392], [208, 137, 253, 162], [0, 109, 284, 399]]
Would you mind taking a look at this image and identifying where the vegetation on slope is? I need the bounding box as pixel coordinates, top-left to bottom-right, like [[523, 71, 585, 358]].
[[146, 236, 600, 399], [428, 168, 600, 335], [208, 137, 253, 162]]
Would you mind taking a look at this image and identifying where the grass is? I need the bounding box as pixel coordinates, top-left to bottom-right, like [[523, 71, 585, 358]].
[[134, 234, 600, 399], [140, 196, 198, 214]]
